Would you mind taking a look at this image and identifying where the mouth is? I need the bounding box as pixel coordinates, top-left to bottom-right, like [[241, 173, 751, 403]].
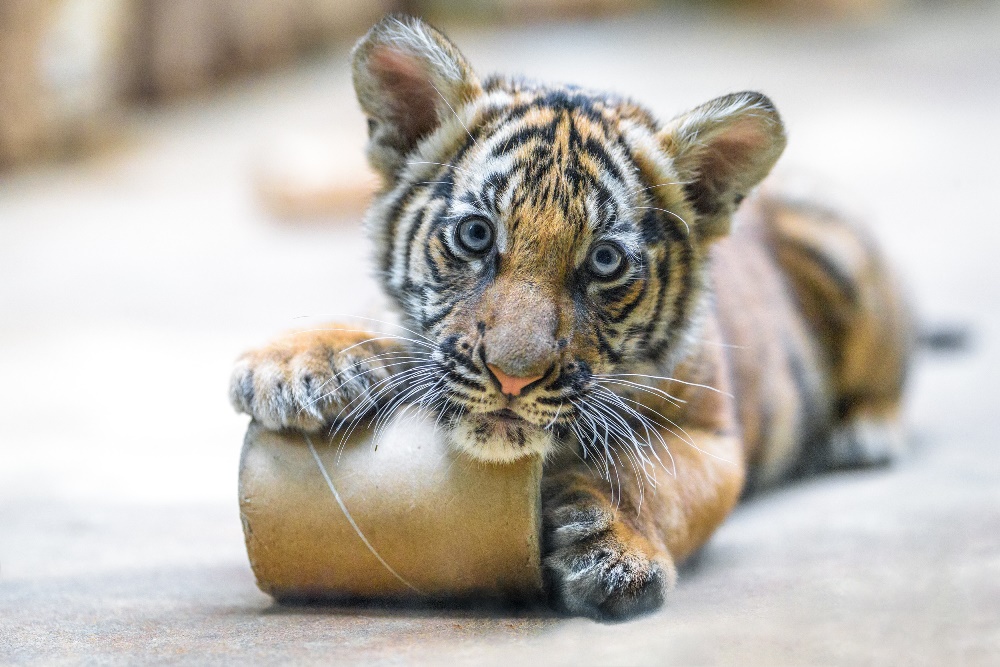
[[487, 408, 526, 424], [447, 406, 554, 463]]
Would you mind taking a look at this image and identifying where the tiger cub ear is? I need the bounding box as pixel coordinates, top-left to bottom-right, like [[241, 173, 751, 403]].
[[352, 15, 482, 178], [658, 92, 786, 239]]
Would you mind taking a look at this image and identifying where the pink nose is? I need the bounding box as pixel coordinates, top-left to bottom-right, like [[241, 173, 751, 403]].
[[487, 364, 544, 397]]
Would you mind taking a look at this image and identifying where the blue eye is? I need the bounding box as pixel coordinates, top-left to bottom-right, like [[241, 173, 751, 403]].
[[588, 242, 625, 278], [456, 217, 495, 254]]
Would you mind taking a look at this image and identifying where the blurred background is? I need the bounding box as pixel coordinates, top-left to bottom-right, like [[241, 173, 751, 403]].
[[2, 0, 997, 664]]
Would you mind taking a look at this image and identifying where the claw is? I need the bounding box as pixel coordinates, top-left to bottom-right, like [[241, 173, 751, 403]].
[[228, 338, 399, 434]]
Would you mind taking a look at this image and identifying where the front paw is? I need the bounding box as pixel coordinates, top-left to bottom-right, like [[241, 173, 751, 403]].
[[543, 482, 675, 621], [228, 331, 399, 433]]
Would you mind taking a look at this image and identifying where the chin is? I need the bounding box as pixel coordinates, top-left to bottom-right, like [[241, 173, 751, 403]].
[[447, 412, 554, 463]]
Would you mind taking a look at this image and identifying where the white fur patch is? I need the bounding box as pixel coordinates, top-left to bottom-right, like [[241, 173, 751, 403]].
[[447, 414, 553, 463], [380, 16, 463, 81]]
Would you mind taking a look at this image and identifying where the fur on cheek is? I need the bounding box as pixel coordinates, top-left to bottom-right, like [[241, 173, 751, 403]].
[[447, 416, 553, 462]]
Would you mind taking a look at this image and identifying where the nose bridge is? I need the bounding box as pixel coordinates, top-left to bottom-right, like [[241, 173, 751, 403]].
[[481, 278, 558, 378]]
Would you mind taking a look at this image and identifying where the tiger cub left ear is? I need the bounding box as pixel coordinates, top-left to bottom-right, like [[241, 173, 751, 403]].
[[352, 15, 482, 179], [659, 91, 786, 239]]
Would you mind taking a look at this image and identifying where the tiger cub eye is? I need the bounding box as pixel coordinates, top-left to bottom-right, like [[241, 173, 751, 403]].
[[456, 217, 495, 254], [588, 242, 625, 278]]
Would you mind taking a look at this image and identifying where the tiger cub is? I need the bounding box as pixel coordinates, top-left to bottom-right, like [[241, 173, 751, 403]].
[[229, 16, 912, 619]]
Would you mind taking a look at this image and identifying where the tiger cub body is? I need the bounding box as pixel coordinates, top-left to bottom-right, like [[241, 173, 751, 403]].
[[230, 16, 912, 619]]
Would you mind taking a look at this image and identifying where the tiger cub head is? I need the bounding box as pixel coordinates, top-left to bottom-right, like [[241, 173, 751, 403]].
[[352, 16, 786, 462]]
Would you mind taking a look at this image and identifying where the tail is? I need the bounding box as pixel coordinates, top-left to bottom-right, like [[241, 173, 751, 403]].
[[917, 322, 971, 353]]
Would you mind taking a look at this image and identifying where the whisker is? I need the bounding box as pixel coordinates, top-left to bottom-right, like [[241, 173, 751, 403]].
[[289, 314, 437, 346], [594, 385, 689, 449], [339, 367, 439, 447], [569, 398, 611, 482], [301, 354, 431, 415], [608, 392, 693, 448], [373, 375, 445, 440], [571, 397, 632, 509], [407, 160, 478, 178], [338, 314, 438, 346], [589, 388, 673, 479], [590, 397, 657, 476], [627, 180, 690, 195], [593, 377, 685, 408], [322, 362, 432, 422], [606, 390, 737, 467], [327, 365, 438, 449], [589, 398, 650, 509], [632, 205, 690, 235], [371, 369, 446, 437], [431, 82, 479, 149], [307, 349, 432, 387], [598, 373, 732, 398], [289, 327, 437, 353], [544, 402, 564, 430]]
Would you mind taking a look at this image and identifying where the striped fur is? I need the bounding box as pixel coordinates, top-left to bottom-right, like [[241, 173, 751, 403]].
[[230, 15, 913, 620]]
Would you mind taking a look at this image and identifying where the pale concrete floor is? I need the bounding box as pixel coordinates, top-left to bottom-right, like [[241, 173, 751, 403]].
[[2, 3, 999, 665]]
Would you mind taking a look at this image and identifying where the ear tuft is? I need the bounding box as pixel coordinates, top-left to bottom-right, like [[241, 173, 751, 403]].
[[352, 16, 480, 177], [659, 92, 786, 238]]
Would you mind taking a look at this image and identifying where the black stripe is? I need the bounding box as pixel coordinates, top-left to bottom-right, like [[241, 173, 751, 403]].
[[488, 124, 552, 159], [639, 247, 674, 354], [444, 370, 486, 392], [592, 320, 623, 363], [380, 186, 419, 276], [421, 297, 456, 331], [581, 137, 625, 185], [785, 338, 833, 477], [780, 238, 860, 307], [603, 273, 649, 324], [660, 239, 696, 355]]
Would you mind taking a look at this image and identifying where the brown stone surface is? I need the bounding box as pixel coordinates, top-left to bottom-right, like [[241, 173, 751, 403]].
[[1, 3, 998, 664]]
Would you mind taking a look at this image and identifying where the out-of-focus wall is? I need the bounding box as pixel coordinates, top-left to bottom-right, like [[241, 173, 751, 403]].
[[0, 0, 396, 169], [0, 0, 904, 170], [124, 0, 396, 99], [0, 0, 132, 168], [414, 0, 655, 21]]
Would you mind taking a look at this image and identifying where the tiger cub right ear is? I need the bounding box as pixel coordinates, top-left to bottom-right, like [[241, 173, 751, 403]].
[[658, 91, 786, 240], [352, 15, 482, 178]]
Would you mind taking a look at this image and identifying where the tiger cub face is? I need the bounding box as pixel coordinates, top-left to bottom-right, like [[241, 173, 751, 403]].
[[353, 17, 785, 462]]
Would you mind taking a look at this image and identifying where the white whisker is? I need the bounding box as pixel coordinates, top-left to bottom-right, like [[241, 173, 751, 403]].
[[594, 377, 685, 408], [632, 205, 690, 235], [598, 373, 732, 398], [544, 402, 564, 430], [627, 180, 690, 195], [431, 82, 479, 149]]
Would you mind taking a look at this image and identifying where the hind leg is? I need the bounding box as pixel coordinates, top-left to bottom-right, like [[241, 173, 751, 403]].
[[827, 404, 906, 468], [765, 198, 915, 469], [824, 239, 913, 469]]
